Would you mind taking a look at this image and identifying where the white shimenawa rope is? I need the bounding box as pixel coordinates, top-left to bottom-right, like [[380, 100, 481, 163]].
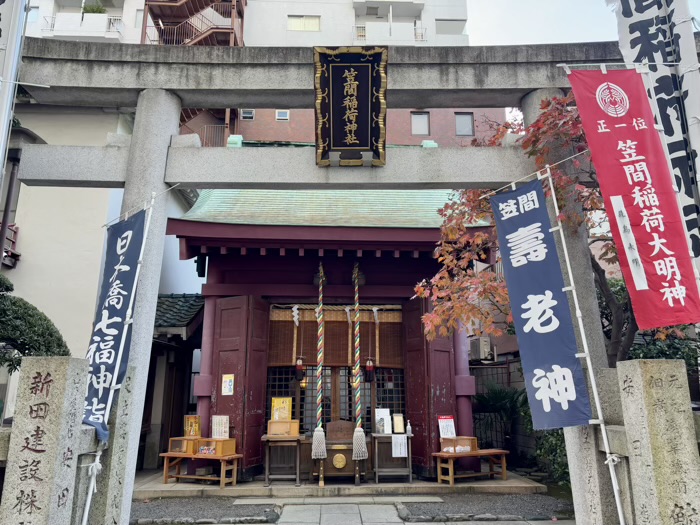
[[80, 450, 103, 525]]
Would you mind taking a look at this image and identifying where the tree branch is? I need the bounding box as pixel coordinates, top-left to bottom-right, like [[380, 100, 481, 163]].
[[590, 252, 625, 364], [617, 303, 638, 363]]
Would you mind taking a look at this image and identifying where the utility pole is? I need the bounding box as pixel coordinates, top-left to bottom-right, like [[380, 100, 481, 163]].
[[0, 0, 28, 253]]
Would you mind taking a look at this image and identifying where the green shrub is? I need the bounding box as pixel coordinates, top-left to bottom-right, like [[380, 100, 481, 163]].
[[520, 402, 570, 484], [0, 274, 70, 373], [629, 338, 700, 372], [82, 1, 107, 14]]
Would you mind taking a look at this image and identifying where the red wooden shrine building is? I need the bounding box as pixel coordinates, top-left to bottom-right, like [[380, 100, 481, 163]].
[[167, 189, 486, 479]]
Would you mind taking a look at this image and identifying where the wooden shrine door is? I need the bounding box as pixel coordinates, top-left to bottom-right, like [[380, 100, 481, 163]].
[[211, 296, 269, 476], [403, 298, 455, 478]]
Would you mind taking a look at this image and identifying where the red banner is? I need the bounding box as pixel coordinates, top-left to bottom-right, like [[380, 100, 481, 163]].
[[569, 69, 700, 330]]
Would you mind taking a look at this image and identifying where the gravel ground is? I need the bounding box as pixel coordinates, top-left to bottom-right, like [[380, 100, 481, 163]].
[[131, 498, 273, 522], [404, 493, 574, 520]]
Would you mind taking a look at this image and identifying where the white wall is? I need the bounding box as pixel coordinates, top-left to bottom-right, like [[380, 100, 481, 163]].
[[26, 0, 146, 43], [106, 189, 205, 295], [2, 106, 124, 357], [245, 0, 468, 46], [245, 0, 356, 46]]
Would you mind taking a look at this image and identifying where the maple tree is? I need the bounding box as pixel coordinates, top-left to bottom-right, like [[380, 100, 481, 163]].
[[416, 95, 689, 365]]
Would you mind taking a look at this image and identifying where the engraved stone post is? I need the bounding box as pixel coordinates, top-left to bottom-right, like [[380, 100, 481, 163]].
[[0, 357, 88, 525], [618, 359, 700, 525]]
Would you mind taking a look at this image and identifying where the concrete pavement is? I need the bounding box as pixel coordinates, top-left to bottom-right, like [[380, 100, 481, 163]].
[[277, 504, 575, 525]]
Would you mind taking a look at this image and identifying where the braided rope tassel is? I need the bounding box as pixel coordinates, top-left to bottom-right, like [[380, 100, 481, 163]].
[[316, 263, 326, 429], [353, 263, 362, 429]]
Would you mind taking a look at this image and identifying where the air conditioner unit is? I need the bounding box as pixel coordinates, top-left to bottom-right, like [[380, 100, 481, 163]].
[[468, 337, 491, 361]]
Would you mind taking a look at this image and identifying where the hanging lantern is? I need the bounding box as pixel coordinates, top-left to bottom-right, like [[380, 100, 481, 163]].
[[295, 357, 305, 382], [364, 357, 375, 383]]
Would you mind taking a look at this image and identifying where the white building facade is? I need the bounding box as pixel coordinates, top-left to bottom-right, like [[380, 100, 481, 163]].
[[244, 0, 468, 47]]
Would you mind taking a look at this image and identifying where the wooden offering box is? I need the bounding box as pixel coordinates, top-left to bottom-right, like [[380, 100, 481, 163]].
[[267, 419, 300, 437], [196, 438, 236, 457], [440, 436, 477, 454], [168, 437, 198, 455]]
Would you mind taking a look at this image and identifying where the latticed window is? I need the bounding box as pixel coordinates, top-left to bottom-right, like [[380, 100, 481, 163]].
[[266, 366, 405, 435], [266, 305, 405, 435]]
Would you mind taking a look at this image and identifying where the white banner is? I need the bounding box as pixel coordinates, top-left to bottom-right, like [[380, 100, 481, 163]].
[[609, 0, 700, 261]]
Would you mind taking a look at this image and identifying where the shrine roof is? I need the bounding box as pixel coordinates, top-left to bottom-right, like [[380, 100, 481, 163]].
[[181, 189, 489, 229], [154, 294, 204, 329]]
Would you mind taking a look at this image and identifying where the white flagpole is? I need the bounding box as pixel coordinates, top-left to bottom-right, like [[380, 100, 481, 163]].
[[539, 166, 626, 525]]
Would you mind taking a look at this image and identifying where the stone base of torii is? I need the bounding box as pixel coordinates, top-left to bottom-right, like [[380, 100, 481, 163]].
[[4, 39, 700, 524]]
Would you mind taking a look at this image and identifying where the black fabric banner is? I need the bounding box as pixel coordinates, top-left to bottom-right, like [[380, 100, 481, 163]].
[[83, 210, 146, 442]]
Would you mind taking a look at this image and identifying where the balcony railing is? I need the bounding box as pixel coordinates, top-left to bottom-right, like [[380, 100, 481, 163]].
[[107, 16, 124, 34], [181, 125, 228, 147], [145, 3, 233, 45], [1, 224, 20, 268], [42, 16, 56, 32], [41, 14, 123, 36]]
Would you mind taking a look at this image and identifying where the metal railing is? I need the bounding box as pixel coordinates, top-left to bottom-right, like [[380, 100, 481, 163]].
[[107, 16, 124, 33], [42, 16, 55, 31], [197, 125, 227, 147], [354, 25, 366, 42], [145, 3, 233, 45]]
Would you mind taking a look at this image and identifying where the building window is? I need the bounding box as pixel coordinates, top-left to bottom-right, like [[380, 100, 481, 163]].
[[411, 112, 430, 136], [435, 19, 467, 35], [287, 15, 321, 32], [276, 109, 290, 121], [27, 7, 40, 24], [241, 109, 255, 120], [455, 112, 474, 136]]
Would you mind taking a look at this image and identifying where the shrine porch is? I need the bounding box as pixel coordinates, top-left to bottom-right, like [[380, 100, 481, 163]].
[[132, 469, 545, 500]]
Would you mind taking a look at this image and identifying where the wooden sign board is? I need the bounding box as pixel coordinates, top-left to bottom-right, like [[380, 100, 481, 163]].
[[314, 46, 387, 167], [184, 415, 201, 437]]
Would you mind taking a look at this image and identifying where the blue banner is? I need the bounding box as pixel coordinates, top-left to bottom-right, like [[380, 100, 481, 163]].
[[83, 210, 146, 442], [490, 181, 591, 430]]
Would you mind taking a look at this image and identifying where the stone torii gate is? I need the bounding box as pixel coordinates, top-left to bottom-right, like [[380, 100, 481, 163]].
[[16, 36, 628, 524]]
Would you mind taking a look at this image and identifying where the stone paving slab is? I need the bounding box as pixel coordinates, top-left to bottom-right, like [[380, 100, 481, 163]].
[[320, 504, 362, 514], [305, 496, 375, 504], [278, 505, 321, 523], [320, 513, 362, 524], [358, 504, 402, 523]]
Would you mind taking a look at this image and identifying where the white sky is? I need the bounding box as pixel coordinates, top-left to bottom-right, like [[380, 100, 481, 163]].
[[466, 0, 700, 45]]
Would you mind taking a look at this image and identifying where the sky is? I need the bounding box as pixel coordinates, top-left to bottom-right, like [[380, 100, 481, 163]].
[[466, 0, 700, 46]]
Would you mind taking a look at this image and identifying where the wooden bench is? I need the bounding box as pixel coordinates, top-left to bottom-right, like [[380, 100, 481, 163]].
[[160, 452, 243, 488], [431, 448, 509, 486]]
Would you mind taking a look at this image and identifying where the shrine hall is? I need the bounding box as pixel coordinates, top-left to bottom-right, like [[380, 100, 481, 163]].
[[165, 188, 494, 481]]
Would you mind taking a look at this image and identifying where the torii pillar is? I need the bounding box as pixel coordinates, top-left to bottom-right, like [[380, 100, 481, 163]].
[[88, 89, 181, 525], [522, 88, 618, 525]]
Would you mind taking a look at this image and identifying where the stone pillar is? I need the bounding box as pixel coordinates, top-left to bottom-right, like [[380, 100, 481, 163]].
[[521, 88, 617, 525], [0, 357, 87, 525], [89, 89, 181, 525], [618, 360, 700, 525], [452, 327, 479, 471]]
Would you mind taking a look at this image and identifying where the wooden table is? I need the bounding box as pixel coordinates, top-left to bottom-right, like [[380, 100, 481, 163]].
[[160, 452, 242, 488], [372, 433, 412, 483], [432, 449, 509, 486], [261, 434, 303, 487]]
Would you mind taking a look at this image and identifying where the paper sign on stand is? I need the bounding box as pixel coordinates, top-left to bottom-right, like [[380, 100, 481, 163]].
[[438, 415, 456, 438]]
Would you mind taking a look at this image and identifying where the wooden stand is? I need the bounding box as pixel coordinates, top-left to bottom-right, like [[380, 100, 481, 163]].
[[160, 452, 242, 488], [432, 449, 508, 486], [262, 434, 302, 487], [372, 433, 412, 483]]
